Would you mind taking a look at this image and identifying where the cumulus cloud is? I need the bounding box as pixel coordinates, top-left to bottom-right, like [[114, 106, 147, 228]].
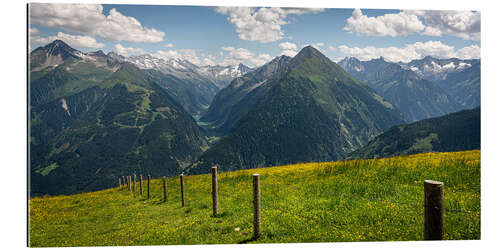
[[344, 8, 480, 41], [214, 7, 323, 43], [338, 41, 480, 62], [154, 50, 180, 59], [312, 42, 325, 52], [202, 54, 216, 66], [281, 50, 297, 57], [29, 27, 41, 36], [345, 8, 425, 37], [114, 44, 146, 56], [164, 43, 174, 48], [220, 46, 272, 66], [153, 47, 270, 67], [279, 41, 297, 51], [32, 32, 105, 49], [30, 3, 165, 43], [407, 10, 481, 41], [455, 45, 481, 59], [279, 42, 298, 57], [328, 46, 336, 51], [153, 49, 218, 66]]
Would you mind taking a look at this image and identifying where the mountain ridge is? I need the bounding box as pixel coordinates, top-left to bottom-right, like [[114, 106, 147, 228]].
[[29, 40, 209, 196], [339, 56, 464, 122], [189, 46, 405, 174], [349, 107, 480, 159]]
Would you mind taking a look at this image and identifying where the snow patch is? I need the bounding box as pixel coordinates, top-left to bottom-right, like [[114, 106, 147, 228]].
[[458, 62, 471, 70], [61, 98, 71, 116]]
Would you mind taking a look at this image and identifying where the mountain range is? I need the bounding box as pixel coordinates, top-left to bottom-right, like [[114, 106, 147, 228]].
[[200, 55, 293, 134], [402, 56, 480, 109], [29, 40, 480, 195], [188, 46, 405, 174], [30, 40, 210, 196], [338, 57, 467, 122], [123, 54, 252, 115]]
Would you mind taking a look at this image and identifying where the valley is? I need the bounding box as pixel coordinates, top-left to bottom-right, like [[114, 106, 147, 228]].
[[26, 4, 482, 247], [29, 40, 480, 196]]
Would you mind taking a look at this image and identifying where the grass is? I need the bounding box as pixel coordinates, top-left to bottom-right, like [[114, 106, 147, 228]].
[[29, 150, 480, 247]]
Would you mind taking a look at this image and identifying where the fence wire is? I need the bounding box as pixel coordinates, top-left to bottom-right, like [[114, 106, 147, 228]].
[[118, 175, 477, 216], [258, 182, 475, 216]]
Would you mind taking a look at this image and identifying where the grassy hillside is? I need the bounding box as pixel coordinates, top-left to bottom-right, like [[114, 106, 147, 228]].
[[350, 107, 480, 159], [29, 150, 480, 246]]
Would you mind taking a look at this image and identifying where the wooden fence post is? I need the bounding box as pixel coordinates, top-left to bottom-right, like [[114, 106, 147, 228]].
[[163, 176, 167, 202], [253, 174, 261, 239], [424, 180, 444, 240], [122, 176, 125, 190], [147, 174, 151, 199], [139, 174, 143, 195], [133, 174, 136, 192], [212, 166, 219, 216], [180, 174, 185, 207], [118, 177, 121, 188], [128, 176, 131, 191]]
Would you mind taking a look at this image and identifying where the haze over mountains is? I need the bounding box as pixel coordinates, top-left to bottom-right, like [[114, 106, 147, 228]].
[[403, 56, 480, 109], [29, 40, 480, 196], [338, 56, 479, 122]]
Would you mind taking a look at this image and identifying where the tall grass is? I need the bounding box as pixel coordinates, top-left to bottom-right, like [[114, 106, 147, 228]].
[[29, 150, 480, 246]]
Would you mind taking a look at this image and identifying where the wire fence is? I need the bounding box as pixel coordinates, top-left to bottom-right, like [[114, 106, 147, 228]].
[[118, 174, 476, 215], [116, 170, 478, 240]]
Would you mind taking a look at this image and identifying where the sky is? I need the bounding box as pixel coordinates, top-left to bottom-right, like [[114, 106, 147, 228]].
[[28, 3, 481, 67]]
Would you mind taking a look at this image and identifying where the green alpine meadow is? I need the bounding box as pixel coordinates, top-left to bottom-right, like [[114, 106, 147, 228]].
[[28, 3, 481, 247], [29, 150, 480, 246]]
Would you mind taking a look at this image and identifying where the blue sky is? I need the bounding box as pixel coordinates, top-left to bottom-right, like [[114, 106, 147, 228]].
[[29, 4, 481, 67]]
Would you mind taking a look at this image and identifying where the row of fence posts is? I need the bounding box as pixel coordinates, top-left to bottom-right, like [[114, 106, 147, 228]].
[[117, 168, 443, 241], [118, 174, 177, 202]]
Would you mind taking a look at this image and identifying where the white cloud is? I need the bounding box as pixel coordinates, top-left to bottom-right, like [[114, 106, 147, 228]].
[[214, 7, 323, 43], [30, 3, 165, 43], [154, 47, 267, 67], [220, 46, 272, 66], [178, 49, 201, 65], [279, 42, 297, 51], [410, 41, 456, 58], [344, 8, 480, 41], [114, 44, 146, 56], [455, 45, 481, 59], [154, 49, 218, 66], [312, 42, 325, 52], [279, 42, 298, 57], [328, 46, 336, 51], [202, 54, 216, 66], [253, 54, 273, 66], [338, 41, 480, 62], [406, 10, 480, 41], [338, 45, 418, 62], [281, 50, 297, 57], [164, 43, 174, 48], [29, 27, 40, 36], [32, 32, 105, 49], [344, 8, 425, 37]]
